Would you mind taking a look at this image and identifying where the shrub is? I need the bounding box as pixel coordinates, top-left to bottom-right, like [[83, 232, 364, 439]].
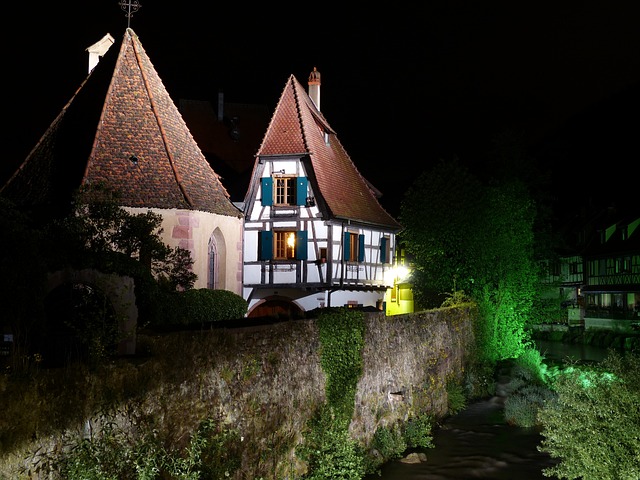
[[503, 384, 556, 428], [371, 425, 406, 461], [446, 381, 467, 415], [537, 352, 640, 480], [402, 414, 434, 449], [297, 405, 365, 480], [153, 288, 248, 327]]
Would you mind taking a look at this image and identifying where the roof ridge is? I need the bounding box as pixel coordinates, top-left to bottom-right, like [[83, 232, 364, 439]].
[[130, 32, 194, 208]]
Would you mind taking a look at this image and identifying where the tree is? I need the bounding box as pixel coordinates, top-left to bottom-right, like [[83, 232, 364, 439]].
[[398, 157, 484, 307], [2, 184, 199, 368], [399, 157, 540, 363]]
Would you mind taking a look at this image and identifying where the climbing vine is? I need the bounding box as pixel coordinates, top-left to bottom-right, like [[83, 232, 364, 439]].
[[298, 308, 367, 479]]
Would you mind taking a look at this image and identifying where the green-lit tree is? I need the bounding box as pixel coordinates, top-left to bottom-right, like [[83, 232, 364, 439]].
[[399, 156, 540, 363]]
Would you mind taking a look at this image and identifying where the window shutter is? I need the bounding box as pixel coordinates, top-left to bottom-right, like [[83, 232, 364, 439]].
[[259, 231, 273, 260], [296, 230, 308, 259], [296, 177, 308, 206], [261, 177, 273, 206], [343, 231, 350, 261], [358, 234, 365, 262], [380, 237, 388, 263]]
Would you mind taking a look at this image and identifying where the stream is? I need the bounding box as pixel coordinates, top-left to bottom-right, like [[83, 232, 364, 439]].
[[364, 340, 620, 480]]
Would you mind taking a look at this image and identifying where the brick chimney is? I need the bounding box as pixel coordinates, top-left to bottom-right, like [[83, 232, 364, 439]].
[[308, 67, 321, 110], [86, 33, 115, 74]]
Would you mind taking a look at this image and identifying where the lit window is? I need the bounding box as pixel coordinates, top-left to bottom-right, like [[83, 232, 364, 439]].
[[259, 230, 308, 261], [275, 231, 296, 260]]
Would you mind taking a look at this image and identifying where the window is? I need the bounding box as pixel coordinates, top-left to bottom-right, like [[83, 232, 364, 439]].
[[343, 232, 365, 262], [261, 176, 309, 206], [380, 236, 391, 264], [275, 177, 296, 205], [275, 231, 296, 260], [259, 230, 308, 260], [207, 238, 218, 289]]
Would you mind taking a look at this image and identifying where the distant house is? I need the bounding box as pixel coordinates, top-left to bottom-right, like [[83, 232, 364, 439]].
[[241, 68, 402, 317], [544, 205, 640, 331], [1, 29, 244, 351]]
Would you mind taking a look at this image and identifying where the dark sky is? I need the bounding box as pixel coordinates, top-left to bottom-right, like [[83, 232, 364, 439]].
[[5, 2, 640, 217]]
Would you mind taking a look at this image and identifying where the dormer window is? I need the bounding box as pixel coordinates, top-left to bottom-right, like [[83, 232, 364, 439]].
[[275, 176, 296, 206], [261, 176, 309, 207]]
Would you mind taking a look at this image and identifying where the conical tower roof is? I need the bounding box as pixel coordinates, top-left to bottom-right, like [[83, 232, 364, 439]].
[[2, 28, 241, 218]]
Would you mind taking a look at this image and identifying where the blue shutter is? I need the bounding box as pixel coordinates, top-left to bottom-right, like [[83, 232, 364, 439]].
[[343, 231, 350, 261], [296, 230, 308, 259], [380, 237, 388, 263], [260, 231, 273, 260], [296, 177, 308, 206], [261, 177, 273, 206], [358, 234, 365, 262]]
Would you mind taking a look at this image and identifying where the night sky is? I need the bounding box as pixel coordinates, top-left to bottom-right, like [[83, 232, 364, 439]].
[[5, 1, 640, 218]]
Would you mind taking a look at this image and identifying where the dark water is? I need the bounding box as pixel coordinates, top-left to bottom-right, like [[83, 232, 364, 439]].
[[365, 392, 558, 480], [365, 340, 615, 480]]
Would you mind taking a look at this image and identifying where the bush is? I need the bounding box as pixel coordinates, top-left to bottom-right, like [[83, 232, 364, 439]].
[[446, 381, 467, 415], [297, 405, 365, 480], [402, 414, 434, 449], [153, 288, 248, 327], [371, 425, 406, 461], [537, 352, 640, 480], [503, 384, 556, 428]]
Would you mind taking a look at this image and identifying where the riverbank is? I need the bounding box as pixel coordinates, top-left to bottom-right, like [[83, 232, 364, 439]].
[[531, 325, 640, 353]]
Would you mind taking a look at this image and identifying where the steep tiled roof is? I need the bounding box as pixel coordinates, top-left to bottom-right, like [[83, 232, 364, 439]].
[[1, 28, 241, 218], [256, 74, 401, 229]]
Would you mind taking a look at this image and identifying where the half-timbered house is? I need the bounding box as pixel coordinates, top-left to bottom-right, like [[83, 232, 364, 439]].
[[242, 68, 402, 317]]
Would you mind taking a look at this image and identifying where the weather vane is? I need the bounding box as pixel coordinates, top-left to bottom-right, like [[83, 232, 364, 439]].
[[119, 0, 142, 28]]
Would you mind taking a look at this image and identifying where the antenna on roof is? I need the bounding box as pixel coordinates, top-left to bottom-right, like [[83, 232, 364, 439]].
[[118, 0, 142, 28]]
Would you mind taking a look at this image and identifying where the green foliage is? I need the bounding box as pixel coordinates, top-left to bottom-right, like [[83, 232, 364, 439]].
[[58, 184, 197, 291], [504, 384, 556, 428], [401, 414, 434, 449], [538, 352, 640, 480], [297, 405, 365, 480], [298, 309, 367, 479], [42, 411, 241, 480], [399, 158, 485, 307], [1, 184, 201, 369], [316, 308, 366, 422], [440, 289, 473, 308], [152, 289, 248, 327], [512, 346, 547, 385], [446, 381, 467, 415], [463, 361, 497, 400], [371, 425, 406, 461], [400, 157, 540, 364]]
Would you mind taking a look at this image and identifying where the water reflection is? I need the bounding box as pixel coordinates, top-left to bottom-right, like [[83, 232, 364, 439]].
[[534, 338, 616, 364]]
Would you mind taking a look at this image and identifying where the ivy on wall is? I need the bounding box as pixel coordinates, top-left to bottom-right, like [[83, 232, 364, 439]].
[[298, 308, 367, 479]]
